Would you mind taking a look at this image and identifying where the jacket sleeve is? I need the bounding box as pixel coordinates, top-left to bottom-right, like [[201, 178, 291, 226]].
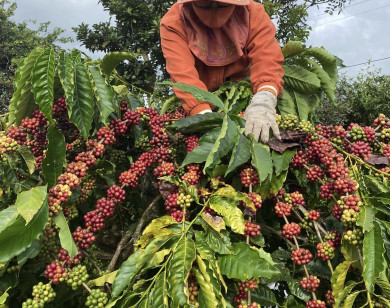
[[160, 15, 212, 115], [247, 3, 284, 97]]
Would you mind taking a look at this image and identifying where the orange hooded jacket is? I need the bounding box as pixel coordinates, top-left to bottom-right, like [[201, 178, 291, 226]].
[[160, 0, 284, 116]]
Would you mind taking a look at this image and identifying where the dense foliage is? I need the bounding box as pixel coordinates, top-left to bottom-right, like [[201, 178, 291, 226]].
[[0, 43, 389, 308]]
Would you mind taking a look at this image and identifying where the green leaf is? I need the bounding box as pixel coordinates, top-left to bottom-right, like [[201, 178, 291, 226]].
[[251, 143, 273, 182], [303, 58, 336, 102], [294, 91, 314, 121], [53, 211, 78, 258], [201, 213, 226, 233], [17, 146, 36, 174], [225, 134, 251, 176], [0, 200, 48, 263], [169, 112, 224, 134], [89, 270, 118, 286], [304, 47, 337, 82], [331, 261, 354, 301], [283, 65, 321, 94], [101, 52, 137, 78], [69, 62, 94, 139], [218, 243, 279, 280], [8, 48, 43, 125], [112, 237, 170, 298], [277, 89, 296, 116], [16, 185, 47, 225], [209, 196, 244, 234], [282, 295, 305, 308], [42, 126, 66, 187], [199, 227, 232, 255], [168, 237, 196, 306], [0, 287, 10, 304], [161, 81, 225, 111], [182, 128, 221, 166], [31, 48, 55, 121], [17, 240, 42, 266], [193, 266, 219, 308], [258, 170, 288, 200], [288, 280, 311, 302], [0, 206, 19, 234], [152, 271, 169, 308], [251, 285, 279, 306], [136, 216, 177, 249], [356, 204, 377, 232], [363, 221, 386, 293], [204, 116, 239, 172], [58, 51, 75, 110], [334, 281, 358, 308], [377, 280, 390, 298], [366, 176, 390, 193], [342, 291, 362, 308], [272, 149, 296, 176], [282, 41, 305, 58], [88, 65, 116, 125]]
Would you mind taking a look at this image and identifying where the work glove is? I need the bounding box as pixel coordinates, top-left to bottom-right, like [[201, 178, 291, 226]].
[[244, 91, 281, 143]]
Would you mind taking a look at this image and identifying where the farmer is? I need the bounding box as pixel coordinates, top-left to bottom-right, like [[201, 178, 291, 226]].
[[160, 0, 284, 143]]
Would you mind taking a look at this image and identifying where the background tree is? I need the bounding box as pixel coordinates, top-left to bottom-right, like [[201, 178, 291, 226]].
[[73, 0, 354, 95], [0, 0, 71, 114], [316, 67, 390, 126]]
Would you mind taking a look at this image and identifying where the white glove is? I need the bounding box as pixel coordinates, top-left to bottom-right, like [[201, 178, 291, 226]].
[[198, 109, 212, 115], [244, 91, 281, 143]]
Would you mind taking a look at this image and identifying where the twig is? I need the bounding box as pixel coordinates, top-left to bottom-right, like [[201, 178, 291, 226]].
[[81, 250, 102, 274], [82, 282, 92, 293], [261, 225, 295, 248], [107, 230, 134, 272]]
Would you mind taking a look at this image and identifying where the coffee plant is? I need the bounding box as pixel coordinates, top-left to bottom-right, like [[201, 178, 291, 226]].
[[0, 43, 389, 308]]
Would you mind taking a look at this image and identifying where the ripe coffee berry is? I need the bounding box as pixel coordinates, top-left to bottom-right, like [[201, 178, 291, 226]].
[[122, 109, 140, 127], [332, 204, 343, 220], [320, 181, 334, 200], [106, 185, 126, 203], [291, 150, 309, 169], [325, 290, 335, 307], [349, 141, 371, 160], [58, 248, 83, 267], [109, 119, 128, 136], [244, 221, 261, 237], [238, 279, 259, 291], [291, 248, 313, 265], [170, 210, 188, 222], [233, 291, 248, 303], [306, 165, 324, 182], [306, 300, 326, 308], [185, 135, 199, 153], [44, 261, 67, 284], [72, 226, 95, 249], [240, 167, 260, 187], [287, 191, 306, 207], [300, 275, 320, 292], [154, 162, 175, 178], [340, 195, 362, 212], [84, 210, 105, 232], [307, 210, 320, 221], [96, 126, 116, 145], [282, 223, 301, 239], [85, 289, 108, 307], [244, 192, 262, 209], [118, 170, 139, 188], [165, 193, 179, 212], [274, 202, 292, 218]]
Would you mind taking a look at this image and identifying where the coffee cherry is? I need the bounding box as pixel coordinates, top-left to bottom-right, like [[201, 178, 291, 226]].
[[286, 191, 305, 207], [44, 261, 67, 284], [177, 191, 194, 208], [106, 186, 126, 203], [170, 210, 188, 222], [325, 290, 335, 307], [291, 150, 309, 169], [274, 202, 292, 218], [96, 127, 116, 145], [307, 210, 320, 221], [298, 120, 315, 133], [154, 162, 175, 178], [238, 279, 259, 292], [118, 170, 139, 188], [316, 241, 335, 260], [122, 109, 140, 127], [65, 264, 89, 290], [306, 300, 326, 308], [306, 165, 324, 182], [324, 230, 341, 247], [233, 291, 248, 303], [165, 193, 179, 213], [282, 223, 301, 239], [291, 248, 313, 265], [85, 289, 108, 307], [244, 221, 261, 237], [188, 281, 199, 306], [109, 119, 128, 136], [332, 204, 342, 220], [244, 192, 262, 209], [72, 226, 95, 250], [240, 167, 260, 187], [75, 152, 97, 167], [320, 181, 334, 200], [300, 275, 320, 292], [341, 209, 359, 226], [343, 228, 363, 246], [349, 141, 371, 160], [185, 135, 199, 153], [339, 195, 362, 212], [280, 114, 299, 131], [84, 210, 105, 232], [58, 248, 83, 268]]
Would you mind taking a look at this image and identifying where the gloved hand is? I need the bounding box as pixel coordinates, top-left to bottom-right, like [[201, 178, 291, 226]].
[[244, 91, 281, 143], [198, 109, 212, 114]]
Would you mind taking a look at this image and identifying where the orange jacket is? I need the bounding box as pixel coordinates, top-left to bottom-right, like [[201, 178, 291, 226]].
[[160, 0, 284, 116]]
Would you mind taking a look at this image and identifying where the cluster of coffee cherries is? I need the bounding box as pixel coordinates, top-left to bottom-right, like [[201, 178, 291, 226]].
[[240, 167, 260, 188], [85, 289, 108, 307], [0, 132, 19, 162], [188, 281, 199, 306], [233, 279, 260, 307], [65, 264, 89, 290], [306, 299, 326, 308], [22, 282, 56, 307], [244, 221, 261, 237]]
